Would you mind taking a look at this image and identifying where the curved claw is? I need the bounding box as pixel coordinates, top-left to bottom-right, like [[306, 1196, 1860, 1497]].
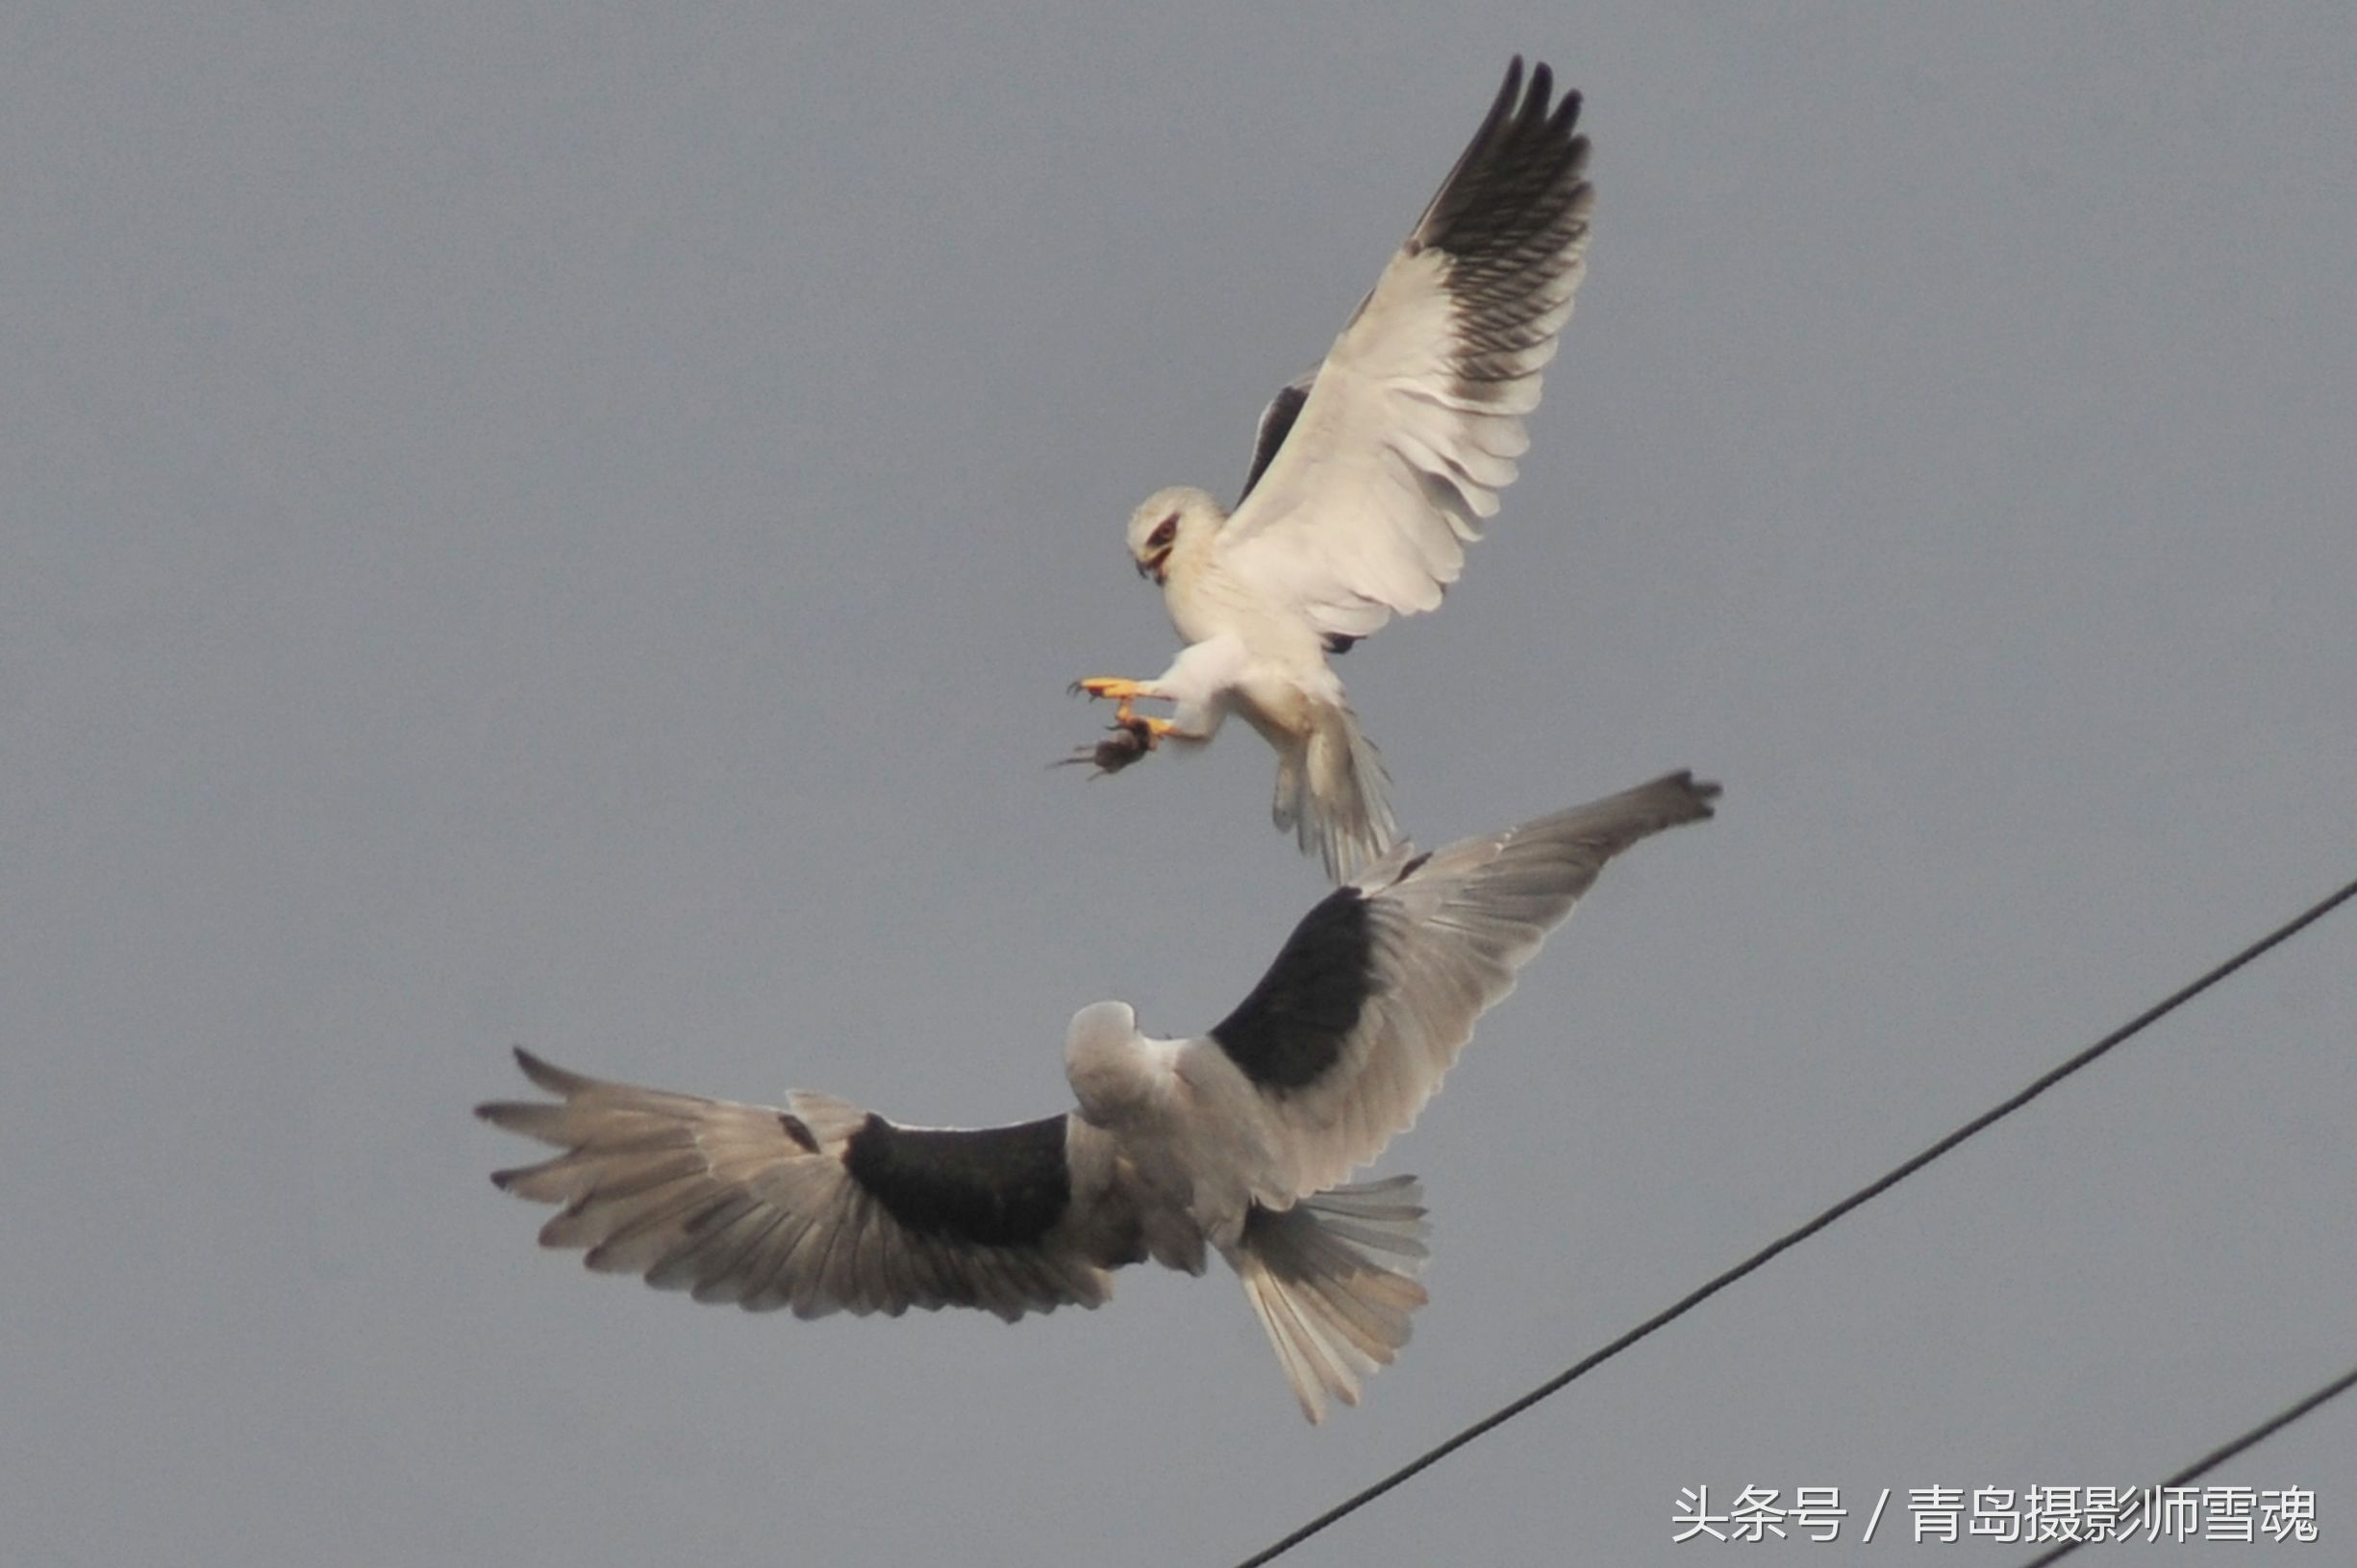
[[1070, 676, 1169, 733]]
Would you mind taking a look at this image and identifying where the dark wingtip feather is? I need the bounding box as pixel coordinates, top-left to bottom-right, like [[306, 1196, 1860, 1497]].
[[1487, 58, 1530, 142], [1409, 55, 1590, 269], [510, 1045, 592, 1097], [479, 1049, 592, 1166], [1670, 770, 1725, 814], [1630, 769, 1724, 831], [1552, 87, 1583, 138]]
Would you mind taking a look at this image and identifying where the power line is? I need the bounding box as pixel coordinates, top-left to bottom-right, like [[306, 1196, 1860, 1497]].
[[2017, 1359, 2357, 1564], [1235, 872, 2357, 1568]]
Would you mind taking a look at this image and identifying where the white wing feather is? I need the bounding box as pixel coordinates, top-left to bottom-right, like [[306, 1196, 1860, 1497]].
[[1231, 771, 1718, 1201], [1217, 60, 1593, 644]]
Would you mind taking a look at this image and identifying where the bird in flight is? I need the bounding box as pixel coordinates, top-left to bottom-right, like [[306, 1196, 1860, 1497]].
[[1072, 60, 1595, 882], [479, 771, 1715, 1422]]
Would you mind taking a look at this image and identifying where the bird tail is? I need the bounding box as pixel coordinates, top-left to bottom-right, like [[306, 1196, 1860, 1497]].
[[1229, 1176, 1430, 1424], [1272, 701, 1400, 884]]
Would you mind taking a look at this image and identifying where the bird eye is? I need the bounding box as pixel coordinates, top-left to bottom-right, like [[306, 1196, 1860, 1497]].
[[1148, 513, 1179, 549]]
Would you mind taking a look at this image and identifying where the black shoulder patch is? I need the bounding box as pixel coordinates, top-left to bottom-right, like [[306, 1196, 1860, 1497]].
[[841, 1114, 1071, 1248], [1209, 886, 1380, 1091], [1240, 376, 1315, 504]]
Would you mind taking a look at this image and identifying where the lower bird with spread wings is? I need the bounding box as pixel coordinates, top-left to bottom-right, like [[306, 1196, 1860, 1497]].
[[479, 772, 1716, 1422], [1071, 60, 1594, 882]]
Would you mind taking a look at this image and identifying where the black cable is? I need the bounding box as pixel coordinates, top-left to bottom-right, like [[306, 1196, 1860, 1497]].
[[1235, 873, 2357, 1568], [2014, 1360, 2357, 1565]]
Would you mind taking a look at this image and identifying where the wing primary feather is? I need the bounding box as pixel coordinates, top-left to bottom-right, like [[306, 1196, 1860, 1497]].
[[480, 1054, 1122, 1324]]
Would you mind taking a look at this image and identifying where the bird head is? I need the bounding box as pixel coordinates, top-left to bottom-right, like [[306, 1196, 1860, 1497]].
[[1124, 486, 1222, 585], [1065, 1000, 1162, 1124]]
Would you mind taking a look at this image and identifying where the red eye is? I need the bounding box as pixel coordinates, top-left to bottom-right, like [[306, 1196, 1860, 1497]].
[[1148, 513, 1178, 549]]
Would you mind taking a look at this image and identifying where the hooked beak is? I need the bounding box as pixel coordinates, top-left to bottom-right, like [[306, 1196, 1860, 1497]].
[[1138, 547, 1172, 584]]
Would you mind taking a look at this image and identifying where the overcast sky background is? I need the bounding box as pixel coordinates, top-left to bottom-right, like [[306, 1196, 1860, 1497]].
[[7, 5, 2354, 1564]]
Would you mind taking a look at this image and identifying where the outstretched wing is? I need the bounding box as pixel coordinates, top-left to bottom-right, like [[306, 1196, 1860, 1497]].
[[478, 1050, 1139, 1322], [1218, 58, 1593, 643], [1193, 771, 1718, 1199]]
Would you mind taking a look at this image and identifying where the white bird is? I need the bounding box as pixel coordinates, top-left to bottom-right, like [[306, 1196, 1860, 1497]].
[[479, 771, 1716, 1422], [1072, 59, 1595, 882]]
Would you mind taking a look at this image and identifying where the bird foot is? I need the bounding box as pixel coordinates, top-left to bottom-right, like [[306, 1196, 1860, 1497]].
[[1069, 675, 1164, 727], [1071, 677, 1155, 700]]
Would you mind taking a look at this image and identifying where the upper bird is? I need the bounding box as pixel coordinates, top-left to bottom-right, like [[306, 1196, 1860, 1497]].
[[1072, 60, 1595, 882], [479, 770, 1716, 1423]]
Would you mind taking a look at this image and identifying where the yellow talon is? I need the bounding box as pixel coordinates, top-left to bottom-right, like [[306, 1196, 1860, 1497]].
[[1073, 676, 1161, 727]]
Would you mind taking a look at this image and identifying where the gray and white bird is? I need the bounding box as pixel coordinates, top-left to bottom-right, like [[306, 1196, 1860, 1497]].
[[1073, 60, 1595, 882], [480, 771, 1716, 1422]]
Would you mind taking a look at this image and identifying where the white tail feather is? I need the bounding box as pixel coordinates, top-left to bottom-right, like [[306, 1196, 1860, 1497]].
[[1271, 703, 1400, 884], [1229, 1176, 1430, 1423]]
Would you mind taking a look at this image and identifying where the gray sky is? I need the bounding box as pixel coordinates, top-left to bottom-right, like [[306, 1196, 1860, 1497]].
[[7, 4, 2354, 1564]]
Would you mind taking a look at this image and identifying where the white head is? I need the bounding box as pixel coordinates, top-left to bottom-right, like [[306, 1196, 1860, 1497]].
[[1124, 485, 1224, 585], [1064, 1000, 1163, 1125]]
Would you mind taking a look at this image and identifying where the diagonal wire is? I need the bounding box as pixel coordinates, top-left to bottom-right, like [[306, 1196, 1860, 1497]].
[[2016, 1359, 2357, 1564], [1235, 873, 2357, 1568]]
